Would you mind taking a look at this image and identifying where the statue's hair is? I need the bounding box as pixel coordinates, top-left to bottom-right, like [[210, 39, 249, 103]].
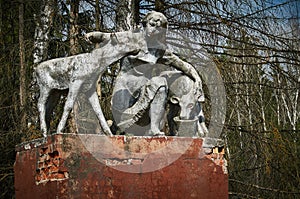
[[141, 11, 168, 28]]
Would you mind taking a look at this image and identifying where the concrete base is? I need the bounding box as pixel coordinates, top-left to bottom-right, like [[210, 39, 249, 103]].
[[14, 134, 228, 199]]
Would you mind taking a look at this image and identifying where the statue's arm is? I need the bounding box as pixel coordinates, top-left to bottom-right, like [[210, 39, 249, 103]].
[[161, 50, 201, 82], [161, 49, 204, 101]]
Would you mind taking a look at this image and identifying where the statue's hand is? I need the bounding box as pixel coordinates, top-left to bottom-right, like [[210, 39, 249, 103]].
[[195, 80, 205, 102], [84, 32, 95, 43], [85, 32, 110, 43]]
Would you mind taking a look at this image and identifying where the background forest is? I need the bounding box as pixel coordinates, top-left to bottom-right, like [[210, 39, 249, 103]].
[[0, 0, 299, 198]]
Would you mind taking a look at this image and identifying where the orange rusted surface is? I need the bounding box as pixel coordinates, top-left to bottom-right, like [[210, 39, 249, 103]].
[[14, 134, 228, 199]]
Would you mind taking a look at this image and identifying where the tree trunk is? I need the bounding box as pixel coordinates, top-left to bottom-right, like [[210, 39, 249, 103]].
[[95, 0, 102, 97], [94, 0, 102, 49], [116, 0, 139, 31], [0, 1, 3, 51], [69, 0, 80, 55], [33, 0, 55, 63], [68, 0, 80, 134], [19, 0, 27, 132]]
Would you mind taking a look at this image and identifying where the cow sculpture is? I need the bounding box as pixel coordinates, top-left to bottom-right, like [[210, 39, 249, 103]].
[[166, 72, 208, 137], [35, 31, 148, 137]]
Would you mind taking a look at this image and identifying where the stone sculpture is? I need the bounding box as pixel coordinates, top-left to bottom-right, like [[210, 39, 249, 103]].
[[166, 71, 208, 137], [35, 31, 149, 137], [86, 11, 207, 136]]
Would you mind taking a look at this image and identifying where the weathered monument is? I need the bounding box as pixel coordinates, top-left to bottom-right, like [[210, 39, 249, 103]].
[[15, 11, 227, 199]]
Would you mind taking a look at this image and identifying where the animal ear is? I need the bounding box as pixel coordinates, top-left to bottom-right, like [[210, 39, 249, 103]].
[[170, 96, 180, 104]]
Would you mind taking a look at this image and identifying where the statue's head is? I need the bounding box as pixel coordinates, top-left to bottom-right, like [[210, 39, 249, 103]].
[[142, 11, 168, 38]]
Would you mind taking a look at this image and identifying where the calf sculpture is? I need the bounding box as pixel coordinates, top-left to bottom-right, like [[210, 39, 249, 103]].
[[35, 31, 147, 137], [166, 72, 208, 137]]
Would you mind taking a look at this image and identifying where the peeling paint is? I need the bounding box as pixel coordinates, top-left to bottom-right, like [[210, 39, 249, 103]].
[[14, 134, 228, 199]]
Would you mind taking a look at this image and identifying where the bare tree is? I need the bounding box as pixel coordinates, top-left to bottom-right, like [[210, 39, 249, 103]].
[[19, 0, 26, 132], [1, 0, 299, 197], [33, 0, 55, 63], [116, 0, 140, 31]]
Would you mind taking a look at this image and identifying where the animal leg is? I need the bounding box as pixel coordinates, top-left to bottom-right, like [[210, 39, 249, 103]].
[[37, 87, 51, 137], [197, 108, 208, 137], [119, 76, 167, 131], [147, 86, 167, 136], [57, 81, 82, 133], [87, 91, 113, 135]]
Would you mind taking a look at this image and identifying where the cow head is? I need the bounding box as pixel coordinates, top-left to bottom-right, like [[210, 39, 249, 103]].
[[169, 75, 202, 120], [168, 73, 207, 136]]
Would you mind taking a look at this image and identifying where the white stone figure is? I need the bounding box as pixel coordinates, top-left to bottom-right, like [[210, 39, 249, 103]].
[[166, 71, 208, 137], [35, 31, 148, 137], [86, 11, 206, 136]]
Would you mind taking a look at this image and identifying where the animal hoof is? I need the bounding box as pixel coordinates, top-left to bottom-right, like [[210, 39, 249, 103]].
[[146, 130, 165, 136]]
